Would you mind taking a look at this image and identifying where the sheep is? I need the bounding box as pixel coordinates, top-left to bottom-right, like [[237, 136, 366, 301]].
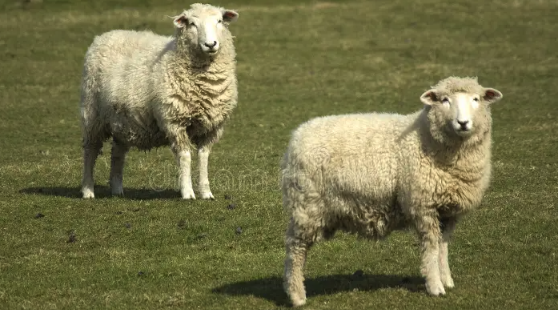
[[80, 3, 239, 199], [281, 77, 503, 306]]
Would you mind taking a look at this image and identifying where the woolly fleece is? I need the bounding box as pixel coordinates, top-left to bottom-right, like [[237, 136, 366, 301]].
[[80, 3, 239, 199], [281, 77, 503, 306]]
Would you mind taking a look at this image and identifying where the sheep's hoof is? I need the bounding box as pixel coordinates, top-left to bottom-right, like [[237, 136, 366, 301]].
[[441, 276, 454, 288], [200, 192, 215, 200], [426, 280, 446, 296], [111, 188, 124, 197], [181, 189, 196, 200], [291, 297, 306, 307], [82, 189, 95, 199], [110, 183, 124, 197]]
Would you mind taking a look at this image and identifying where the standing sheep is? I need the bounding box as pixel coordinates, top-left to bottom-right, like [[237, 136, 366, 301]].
[[281, 77, 503, 306], [80, 3, 239, 199]]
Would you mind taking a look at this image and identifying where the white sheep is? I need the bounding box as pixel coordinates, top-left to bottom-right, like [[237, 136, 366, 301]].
[[281, 77, 503, 306], [80, 3, 239, 199]]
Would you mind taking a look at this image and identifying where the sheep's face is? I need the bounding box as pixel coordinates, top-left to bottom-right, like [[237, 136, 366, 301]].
[[174, 6, 239, 57], [421, 88, 502, 139]]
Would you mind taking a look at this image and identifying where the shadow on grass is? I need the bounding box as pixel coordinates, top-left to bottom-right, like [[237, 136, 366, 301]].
[[212, 274, 423, 306], [20, 185, 180, 200]]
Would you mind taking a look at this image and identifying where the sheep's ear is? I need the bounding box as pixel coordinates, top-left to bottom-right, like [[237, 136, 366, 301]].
[[222, 9, 239, 23], [173, 13, 188, 28], [483, 88, 503, 104], [420, 90, 439, 106]]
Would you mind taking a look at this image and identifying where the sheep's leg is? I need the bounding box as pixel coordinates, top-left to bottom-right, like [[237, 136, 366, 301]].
[[174, 148, 195, 199], [415, 212, 445, 296], [284, 218, 314, 307], [194, 127, 223, 200], [197, 146, 214, 199], [81, 141, 103, 199], [168, 132, 194, 199], [80, 82, 105, 199], [109, 140, 130, 196], [165, 124, 196, 199], [439, 217, 457, 288]]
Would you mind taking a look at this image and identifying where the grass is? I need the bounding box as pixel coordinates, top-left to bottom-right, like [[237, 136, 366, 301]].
[[0, 0, 557, 309]]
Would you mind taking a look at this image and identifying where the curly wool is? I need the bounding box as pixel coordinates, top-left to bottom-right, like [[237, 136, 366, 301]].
[[80, 3, 239, 200], [282, 106, 491, 239], [281, 76, 502, 306], [430, 76, 484, 96], [81, 27, 237, 150]]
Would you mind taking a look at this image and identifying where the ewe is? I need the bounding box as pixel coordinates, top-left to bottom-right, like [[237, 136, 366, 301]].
[[281, 77, 503, 306], [80, 3, 239, 199]]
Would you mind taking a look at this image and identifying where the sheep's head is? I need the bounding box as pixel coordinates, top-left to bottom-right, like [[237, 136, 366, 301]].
[[173, 3, 239, 57], [420, 77, 503, 141]]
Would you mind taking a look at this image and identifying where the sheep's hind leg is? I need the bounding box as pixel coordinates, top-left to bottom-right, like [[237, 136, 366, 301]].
[[109, 140, 130, 196], [284, 218, 317, 307], [414, 212, 445, 296], [439, 217, 457, 288], [82, 140, 103, 199]]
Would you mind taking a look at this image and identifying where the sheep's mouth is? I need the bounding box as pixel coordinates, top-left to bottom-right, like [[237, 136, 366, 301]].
[[205, 49, 219, 55], [455, 128, 472, 137]]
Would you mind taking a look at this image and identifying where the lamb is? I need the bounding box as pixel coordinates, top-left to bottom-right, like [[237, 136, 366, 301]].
[[80, 3, 239, 199], [281, 77, 503, 306]]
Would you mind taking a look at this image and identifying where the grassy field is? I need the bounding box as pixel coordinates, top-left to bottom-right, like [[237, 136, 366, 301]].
[[1, 0, 557, 309]]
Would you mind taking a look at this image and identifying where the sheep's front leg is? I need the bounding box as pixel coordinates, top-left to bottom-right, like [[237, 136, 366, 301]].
[[197, 146, 214, 199], [439, 217, 457, 288], [169, 131, 196, 200], [174, 149, 195, 199], [195, 127, 223, 200], [415, 212, 445, 296]]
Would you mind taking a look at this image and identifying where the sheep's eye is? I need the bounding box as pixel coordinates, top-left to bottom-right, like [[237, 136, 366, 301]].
[[218, 19, 222, 23], [442, 98, 450, 104], [189, 22, 196, 27], [473, 98, 479, 102]]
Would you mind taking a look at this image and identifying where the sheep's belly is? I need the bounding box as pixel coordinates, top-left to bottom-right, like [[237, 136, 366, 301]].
[[327, 197, 408, 240], [110, 117, 168, 150]]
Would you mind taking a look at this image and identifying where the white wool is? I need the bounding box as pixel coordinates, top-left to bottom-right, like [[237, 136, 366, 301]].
[[281, 77, 503, 306], [80, 3, 239, 199]]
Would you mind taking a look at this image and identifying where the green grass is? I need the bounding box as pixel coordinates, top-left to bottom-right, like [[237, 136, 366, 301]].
[[1, 0, 557, 309]]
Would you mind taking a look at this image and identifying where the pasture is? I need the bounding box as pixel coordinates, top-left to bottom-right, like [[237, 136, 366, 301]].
[[0, 0, 557, 309]]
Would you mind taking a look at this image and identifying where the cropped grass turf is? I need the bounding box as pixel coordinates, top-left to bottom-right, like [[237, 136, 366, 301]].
[[0, 0, 557, 309]]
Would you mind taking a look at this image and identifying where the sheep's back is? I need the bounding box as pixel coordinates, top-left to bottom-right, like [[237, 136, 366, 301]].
[[84, 30, 171, 108], [282, 112, 417, 237], [285, 113, 414, 200]]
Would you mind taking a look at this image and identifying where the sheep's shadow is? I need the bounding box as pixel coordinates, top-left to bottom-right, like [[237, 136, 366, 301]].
[[212, 274, 423, 306], [19, 186, 180, 200]]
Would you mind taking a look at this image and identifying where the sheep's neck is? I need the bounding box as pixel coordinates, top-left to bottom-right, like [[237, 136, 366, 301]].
[[174, 38, 236, 69], [163, 40, 237, 132], [167, 39, 235, 88], [423, 126, 492, 183]]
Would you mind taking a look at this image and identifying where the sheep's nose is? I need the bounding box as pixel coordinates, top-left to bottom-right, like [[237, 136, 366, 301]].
[[204, 41, 217, 48], [457, 120, 469, 129]]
